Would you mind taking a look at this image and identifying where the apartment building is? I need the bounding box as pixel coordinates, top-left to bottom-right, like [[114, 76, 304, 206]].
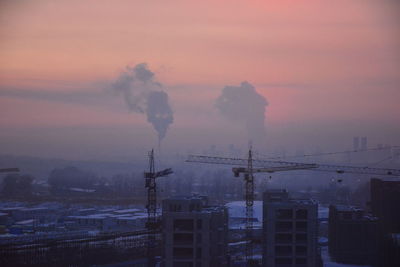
[[162, 195, 228, 267], [262, 190, 319, 267]]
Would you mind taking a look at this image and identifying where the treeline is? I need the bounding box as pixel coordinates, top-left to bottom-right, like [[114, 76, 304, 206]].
[[0, 166, 246, 201], [0, 174, 34, 197], [0, 165, 372, 206]]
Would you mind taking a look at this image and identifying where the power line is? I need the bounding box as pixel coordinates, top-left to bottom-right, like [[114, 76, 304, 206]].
[[368, 152, 400, 167], [258, 146, 400, 160]]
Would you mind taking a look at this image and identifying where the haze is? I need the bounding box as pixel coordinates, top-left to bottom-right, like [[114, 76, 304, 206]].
[[1, 0, 399, 161]]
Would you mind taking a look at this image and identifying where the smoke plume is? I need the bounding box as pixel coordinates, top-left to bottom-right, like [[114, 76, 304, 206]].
[[216, 81, 268, 145], [113, 63, 173, 142]]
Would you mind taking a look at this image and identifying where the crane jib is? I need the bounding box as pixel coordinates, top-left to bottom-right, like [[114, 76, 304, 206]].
[[186, 155, 400, 176]]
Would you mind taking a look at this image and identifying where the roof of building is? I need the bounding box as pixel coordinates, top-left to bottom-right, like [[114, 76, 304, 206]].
[[289, 199, 317, 205], [165, 195, 204, 201], [332, 205, 363, 212], [113, 208, 141, 214], [68, 212, 148, 220], [266, 198, 317, 206], [15, 219, 36, 225], [372, 177, 400, 183]]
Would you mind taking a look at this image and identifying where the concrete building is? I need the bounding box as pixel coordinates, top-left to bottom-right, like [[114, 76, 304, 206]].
[[262, 190, 319, 267], [370, 178, 400, 234], [328, 205, 379, 265], [381, 233, 400, 267], [162, 196, 228, 267]]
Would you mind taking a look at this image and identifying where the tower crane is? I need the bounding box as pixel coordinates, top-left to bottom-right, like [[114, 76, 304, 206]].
[[186, 149, 400, 265], [144, 149, 172, 267]]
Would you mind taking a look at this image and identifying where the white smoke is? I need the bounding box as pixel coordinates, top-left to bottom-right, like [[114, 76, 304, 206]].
[[113, 63, 173, 142], [216, 81, 268, 145]]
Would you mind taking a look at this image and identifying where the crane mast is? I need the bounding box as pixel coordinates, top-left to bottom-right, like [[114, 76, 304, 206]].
[[244, 148, 254, 262], [144, 150, 172, 267], [145, 150, 156, 228]]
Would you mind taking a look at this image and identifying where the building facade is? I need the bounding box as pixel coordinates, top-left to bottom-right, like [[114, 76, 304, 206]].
[[262, 190, 319, 267], [328, 205, 379, 265], [162, 196, 228, 267], [370, 178, 400, 234]]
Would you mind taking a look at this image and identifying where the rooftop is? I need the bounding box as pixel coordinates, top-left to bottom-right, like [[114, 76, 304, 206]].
[[332, 205, 363, 212]]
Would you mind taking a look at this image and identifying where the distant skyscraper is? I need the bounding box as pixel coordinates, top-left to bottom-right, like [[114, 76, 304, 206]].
[[162, 196, 228, 267], [361, 137, 368, 151], [262, 190, 320, 267], [353, 137, 360, 151]]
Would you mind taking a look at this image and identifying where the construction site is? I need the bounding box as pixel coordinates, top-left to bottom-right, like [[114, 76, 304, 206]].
[[1, 146, 399, 267]]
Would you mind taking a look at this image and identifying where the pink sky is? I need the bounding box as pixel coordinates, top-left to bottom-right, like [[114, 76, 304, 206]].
[[0, 0, 399, 160]]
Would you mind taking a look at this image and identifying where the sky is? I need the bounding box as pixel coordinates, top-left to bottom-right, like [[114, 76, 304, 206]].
[[0, 0, 399, 161]]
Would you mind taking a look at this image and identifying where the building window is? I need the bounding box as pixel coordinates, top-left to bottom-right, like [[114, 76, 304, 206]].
[[277, 209, 293, 219], [174, 219, 194, 231], [173, 247, 193, 259], [296, 221, 307, 231], [275, 233, 293, 243], [276, 221, 293, 231], [275, 258, 292, 265], [173, 233, 193, 244], [295, 245, 307, 255], [295, 233, 307, 243], [275, 245, 292, 256], [196, 233, 202, 244], [296, 209, 308, 219], [196, 247, 202, 259], [295, 258, 307, 265], [173, 262, 193, 267], [197, 219, 202, 230]]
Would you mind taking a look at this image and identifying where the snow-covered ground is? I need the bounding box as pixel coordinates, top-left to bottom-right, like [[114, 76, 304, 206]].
[[226, 201, 329, 221], [226, 201, 262, 229], [226, 201, 263, 220]]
